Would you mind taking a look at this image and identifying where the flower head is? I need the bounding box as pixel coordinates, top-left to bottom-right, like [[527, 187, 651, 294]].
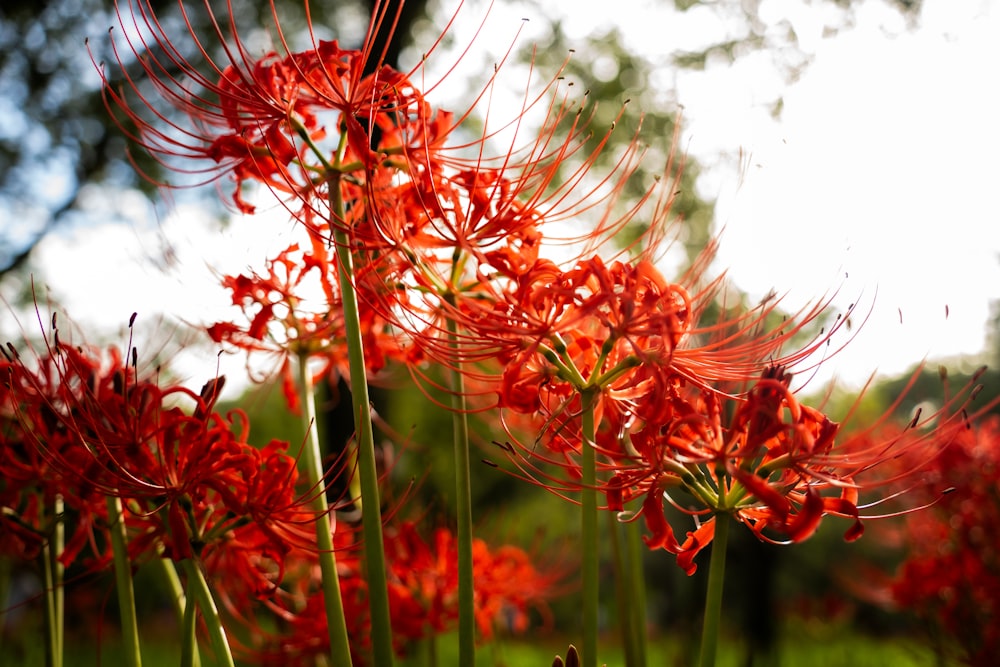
[[872, 408, 1000, 666], [2, 311, 322, 573], [603, 364, 990, 574]]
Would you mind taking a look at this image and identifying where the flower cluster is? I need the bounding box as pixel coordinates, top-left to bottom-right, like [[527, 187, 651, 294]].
[[0, 317, 315, 578], [0, 312, 561, 663], [878, 413, 1000, 666], [4, 1, 990, 666]]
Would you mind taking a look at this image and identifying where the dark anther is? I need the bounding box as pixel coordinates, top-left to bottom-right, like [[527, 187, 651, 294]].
[[492, 440, 515, 454]]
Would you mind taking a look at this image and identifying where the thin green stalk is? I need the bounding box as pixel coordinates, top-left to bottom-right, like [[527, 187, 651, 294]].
[[181, 558, 235, 667], [623, 516, 648, 667], [296, 355, 354, 667], [152, 557, 200, 667], [106, 495, 141, 667], [180, 579, 199, 667], [580, 389, 599, 667], [607, 514, 635, 667], [52, 495, 64, 666], [697, 514, 730, 667], [446, 313, 476, 666], [41, 495, 63, 667], [41, 545, 59, 667], [425, 633, 438, 667], [330, 221, 394, 667]]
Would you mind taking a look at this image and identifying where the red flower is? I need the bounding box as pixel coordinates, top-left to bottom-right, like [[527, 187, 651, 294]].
[[364, 520, 567, 650], [880, 414, 1000, 666], [97, 0, 467, 216], [2, 335, 132, 567], [228, 519, 563, 665], [604, 365, 987, 574], [2, 314, 321, 576], [207, 239, 409, 411]]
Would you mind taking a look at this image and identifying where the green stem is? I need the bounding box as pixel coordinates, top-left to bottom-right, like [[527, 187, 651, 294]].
[[624, 515, 649, 667], [697, 515, 730, 667], [41, 495, 63, 667], [181, 558, 235, 667], [152, 557, 200, 667], [426, 632, 438, 667], [296, 355, 355, 667], [446, 312, 476, 666], [330, 218, 394, 666], [607, 513, 634, 667], [580, 389, 599, 667], [180, 579, 198, 667], [52, 495, 64, 666], [106, 495, 141, 667]]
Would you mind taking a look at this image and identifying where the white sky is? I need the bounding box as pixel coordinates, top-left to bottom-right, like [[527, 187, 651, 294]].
[[8, 0, 999, 396], [702, 0, 1000, 387]]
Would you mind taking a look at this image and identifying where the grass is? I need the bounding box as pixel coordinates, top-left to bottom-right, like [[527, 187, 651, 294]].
[[395, 628, 954, 667], [0, 624, 956, 667]]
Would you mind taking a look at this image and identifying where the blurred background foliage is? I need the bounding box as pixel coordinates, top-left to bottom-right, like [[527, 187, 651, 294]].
[[4, 0, 998, 664], [0, 0, 926, 279]]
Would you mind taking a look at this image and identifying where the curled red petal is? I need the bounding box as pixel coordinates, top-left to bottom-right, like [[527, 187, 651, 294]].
[[606, 474, 625, 513], [784, 487, 825, 543], [677, 518, 716, 576], [640, 488, 679, 553], [822, 496, 865, 542]]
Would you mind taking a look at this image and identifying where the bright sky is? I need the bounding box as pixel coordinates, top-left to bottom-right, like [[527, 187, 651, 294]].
[[9, 0, 999, 396], [701, 0, 1000, 387]]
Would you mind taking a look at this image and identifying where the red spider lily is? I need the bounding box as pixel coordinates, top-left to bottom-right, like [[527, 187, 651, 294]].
[[385, 520, 562, 644], [493, 354, 988, 576], [96, 0, 321, 211], [101, 0, 697, 335], [287, 76, 672, 382], [359, 102, 695, 373], [226, 519, 562, 665], [599, 365, 988, 575], [479, 253, 842, 459], [2, 338, 129, 567], [207, 239, 410, 411], [1, 316, 324, 577], [96, 0, 475, 216], [474, 245, 854, 418], [471, 537, 563, 639], [878, 414, 1000, 666], [226, 545, 371, 667], [97, 0, 705, 384], [475, 255, 688, 393]]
